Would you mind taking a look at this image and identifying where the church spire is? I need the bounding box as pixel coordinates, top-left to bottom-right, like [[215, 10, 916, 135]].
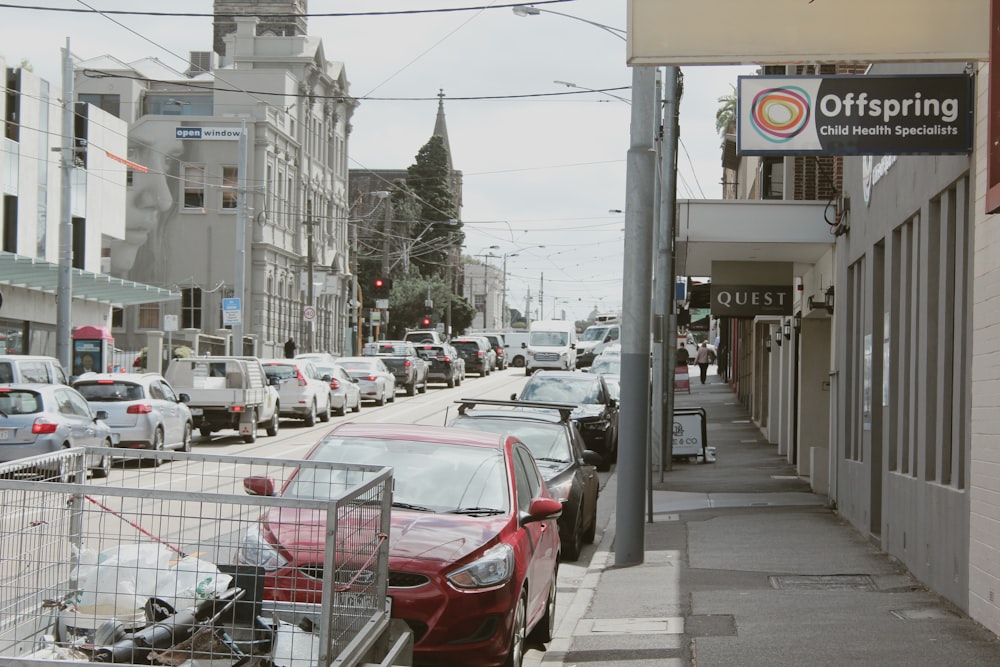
[[433, 89, 454, 172]]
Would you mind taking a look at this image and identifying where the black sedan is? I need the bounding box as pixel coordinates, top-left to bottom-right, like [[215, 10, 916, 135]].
[[417, 343, 463, 388], [513, 370, 619, 471], [450, 398, 601, 562]]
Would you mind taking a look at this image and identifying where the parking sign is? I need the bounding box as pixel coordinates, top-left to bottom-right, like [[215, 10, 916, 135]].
[[222, 297, 241, 325]]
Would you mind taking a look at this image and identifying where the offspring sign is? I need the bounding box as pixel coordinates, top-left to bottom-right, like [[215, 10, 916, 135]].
[[738, 74, 973, 156]]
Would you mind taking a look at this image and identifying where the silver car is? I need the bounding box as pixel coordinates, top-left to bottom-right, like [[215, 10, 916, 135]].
[[313, 363, 362, 416], [335, 356, 396, 406], [0, 383, 113, 477], [260, 359, 332, 425], [72, 373, 193, 457]]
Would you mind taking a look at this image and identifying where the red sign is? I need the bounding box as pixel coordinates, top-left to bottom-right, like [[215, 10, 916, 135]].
[[674, 366, 691, 393]]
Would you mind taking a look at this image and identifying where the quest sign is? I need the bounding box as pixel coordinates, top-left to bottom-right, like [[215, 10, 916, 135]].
[[738, 74, 973, 156], [710, 284, 793, 318]]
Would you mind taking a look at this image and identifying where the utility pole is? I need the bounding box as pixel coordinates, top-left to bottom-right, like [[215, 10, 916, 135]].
[[616, 66, 657, 567], [306, 217, 314, 353], [233, 118, 248, 355], [57, 39, 73, 372]]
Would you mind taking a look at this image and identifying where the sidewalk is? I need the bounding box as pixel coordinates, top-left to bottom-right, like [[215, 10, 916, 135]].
[[539, 372, 1000, 666]]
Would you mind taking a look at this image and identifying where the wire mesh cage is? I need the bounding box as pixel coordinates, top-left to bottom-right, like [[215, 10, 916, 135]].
[[0, 447, 396, 666]]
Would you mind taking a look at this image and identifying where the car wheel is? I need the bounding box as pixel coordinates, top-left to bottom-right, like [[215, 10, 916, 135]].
[[528, 567, 558, 645], [180, 422, 193, 453], [388, 389, 396, 403], [335, 396, 347, 417], [91, 442, 112, 478], [352, 396, 362, 413], [561, 507, 583, 562], [265, 410, 279, 437], [319, 397, 331, 423], [375, 390, 386, 406], [304, 401, 317, 427], [199, 426, 213, 439], [525, 367, 532, 377], [503, 592, 527, 667], [419, 377, 428, 393], [242, 410, 258, 443], [447, 375, 456, 388], [144, 427, 165, 467], [406, 381, 416, 396]]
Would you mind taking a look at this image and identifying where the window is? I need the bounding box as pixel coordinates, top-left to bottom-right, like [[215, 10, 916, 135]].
[[111, 307, 124, 329], [138, 303, 160, 330], [183, 165, 205, 210], [182, 287, 202, 329], [79, 93, 121, 118], [222, 166, 238, 210]]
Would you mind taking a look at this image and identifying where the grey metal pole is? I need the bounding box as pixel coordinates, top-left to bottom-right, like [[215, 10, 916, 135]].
[[306, 219, 314, 353], [616, 65, 657, 567], [659, 68, 681, 479], [57, 40, 73, 372], [233, 119, 248, 355]]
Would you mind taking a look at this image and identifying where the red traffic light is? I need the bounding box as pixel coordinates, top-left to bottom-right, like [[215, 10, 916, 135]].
[[421, 317, 432, 327], [373, 277, 385, 289]]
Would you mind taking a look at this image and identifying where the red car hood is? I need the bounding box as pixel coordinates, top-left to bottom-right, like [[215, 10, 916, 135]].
[[262, 507, 509, 564]]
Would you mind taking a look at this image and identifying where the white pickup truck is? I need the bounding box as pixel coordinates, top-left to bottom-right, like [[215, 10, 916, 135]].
[[165, 356, 280, 443]]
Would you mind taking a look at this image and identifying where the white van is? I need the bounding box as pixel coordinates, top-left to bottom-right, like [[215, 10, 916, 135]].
[[524, 320, 577, 375], [575, 320, 621, 368], [0, 355, 70, 385]]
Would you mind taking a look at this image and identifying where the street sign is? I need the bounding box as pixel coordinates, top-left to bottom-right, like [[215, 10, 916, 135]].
[[375, 299, 389, 309], [222, 297, 241, 325], [163, 314, 178, 332], [303, 305, 316, 322], [370, 310, 381, 324]]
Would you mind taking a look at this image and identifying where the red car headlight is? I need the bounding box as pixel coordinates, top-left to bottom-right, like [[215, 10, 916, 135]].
[[446, 543, 514, 589]]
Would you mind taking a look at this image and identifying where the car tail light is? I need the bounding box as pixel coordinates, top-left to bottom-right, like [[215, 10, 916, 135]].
[[403, 360, 412, 369], [476, 351, 483, 358], [296, 370, 307, 387], [126, 404, 153, 414], [329, 378, 341, 390], [32, 419, 58, 434], [364, 375, 377, 381], [97, 379, 115, 384], [442, 356, 451, 363], [232, 405, 245, 413]]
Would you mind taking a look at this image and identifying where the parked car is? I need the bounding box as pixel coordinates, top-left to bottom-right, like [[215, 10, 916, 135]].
[[294, 352, 339, 366], [312, 362, 362, 416], [165, 356, 280, 442], [416, 343, 463, 388], [362, 340, 429, 396], [238, 422, 562, 667], [480, 333, 508, 370], [0, 355, 70, 385], [450, 398, 601, 561], [261, 359, 332, 426], [335, 356, 396, 405], [0, 383, 113, 477], [451, 336, 493, 377], [72, 372, 193, 460], [514, 370, 619, 471]]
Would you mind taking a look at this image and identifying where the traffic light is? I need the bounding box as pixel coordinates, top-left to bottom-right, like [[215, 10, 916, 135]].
[[372, 276, 392, 298], [421, 316, 432, 328]]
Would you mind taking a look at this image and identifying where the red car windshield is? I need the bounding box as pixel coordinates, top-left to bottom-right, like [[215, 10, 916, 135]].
[[294, 437, 510, 514]]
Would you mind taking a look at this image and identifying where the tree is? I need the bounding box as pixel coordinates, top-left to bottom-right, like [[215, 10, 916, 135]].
[[715, 83, 737, 137], [382, 274, 475, 338], [406, 136, 463, 276]]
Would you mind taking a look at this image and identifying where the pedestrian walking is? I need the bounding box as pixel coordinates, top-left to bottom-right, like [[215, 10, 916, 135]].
[[284, 337, 296, 359], [676, 344, 690, 367], [695, 341, 712, 384]]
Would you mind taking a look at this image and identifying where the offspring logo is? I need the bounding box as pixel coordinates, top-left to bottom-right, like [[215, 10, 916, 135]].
[[750, 86, 812, 143]]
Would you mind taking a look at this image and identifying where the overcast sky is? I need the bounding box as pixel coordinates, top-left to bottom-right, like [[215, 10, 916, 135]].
[[2, 0, 755, 323]]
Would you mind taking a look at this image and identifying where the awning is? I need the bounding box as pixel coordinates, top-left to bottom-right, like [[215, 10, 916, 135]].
[[0, 251, 180, 306]]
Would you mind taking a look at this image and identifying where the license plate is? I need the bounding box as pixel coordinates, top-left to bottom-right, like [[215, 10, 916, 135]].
[[189, 407, 203, 416]]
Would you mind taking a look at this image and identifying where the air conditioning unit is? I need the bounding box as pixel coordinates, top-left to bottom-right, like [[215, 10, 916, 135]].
[[188, 51, 216, 75]]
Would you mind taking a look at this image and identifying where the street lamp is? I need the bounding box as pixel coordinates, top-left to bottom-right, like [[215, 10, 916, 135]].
[[554, 79, 631, 105], [512, 5, 627, 41]]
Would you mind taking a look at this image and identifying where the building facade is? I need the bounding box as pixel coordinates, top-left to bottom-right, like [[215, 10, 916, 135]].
[[76, 11, 355, 358], [0, 57, 177, 365]]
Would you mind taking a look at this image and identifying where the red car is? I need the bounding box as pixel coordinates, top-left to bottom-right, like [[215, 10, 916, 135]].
[[239, 422, 562, 667]]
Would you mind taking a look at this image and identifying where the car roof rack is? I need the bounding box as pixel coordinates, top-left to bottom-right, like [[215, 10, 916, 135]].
[[455, 397, 577, 420]]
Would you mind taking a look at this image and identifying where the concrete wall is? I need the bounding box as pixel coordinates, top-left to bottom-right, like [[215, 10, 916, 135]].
[[836, 63, 973, 610], [969, 60, 1000, 636]]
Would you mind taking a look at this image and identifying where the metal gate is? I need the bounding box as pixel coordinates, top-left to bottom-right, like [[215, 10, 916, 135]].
[[0, 447, 407, 666]]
